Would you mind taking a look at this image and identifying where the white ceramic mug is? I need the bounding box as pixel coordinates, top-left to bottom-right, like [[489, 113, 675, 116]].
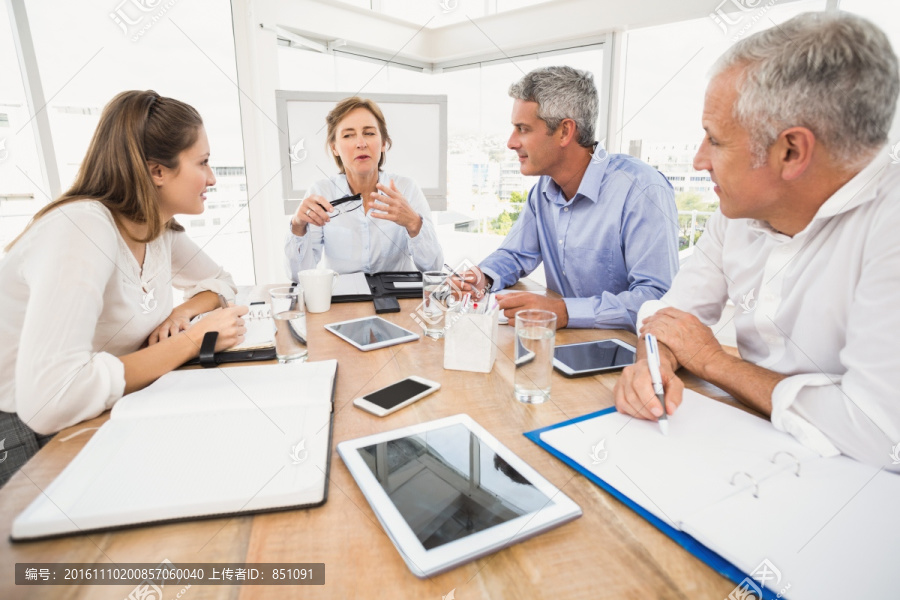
[[297, 269, 338, 313]]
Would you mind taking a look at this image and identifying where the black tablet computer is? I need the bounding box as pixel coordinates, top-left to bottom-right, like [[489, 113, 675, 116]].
[[552, 338, 636, 377]]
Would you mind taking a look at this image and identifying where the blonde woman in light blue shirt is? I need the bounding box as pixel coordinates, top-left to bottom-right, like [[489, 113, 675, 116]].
[[285, 97, 442, 279]]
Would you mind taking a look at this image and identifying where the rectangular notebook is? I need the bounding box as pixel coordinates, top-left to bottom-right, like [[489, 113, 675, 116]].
[[526, 389, 900, 600], [11, 360, 337, 541], [333, 272, 371, 297], [331, 271, 424, 303], [192, 301, 275, 351], [183, 302, 276, 365], [232, 302, 276, 350]]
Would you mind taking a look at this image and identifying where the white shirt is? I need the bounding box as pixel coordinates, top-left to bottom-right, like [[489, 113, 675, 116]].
[[284, 172, 443, 278], [638, 152, 900, 471], [0, 201, 237, 434]]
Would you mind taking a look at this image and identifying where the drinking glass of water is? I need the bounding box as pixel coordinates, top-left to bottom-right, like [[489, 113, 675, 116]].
[[270, 286, 308, 363], [514, 310, 556, 404], [422, 270, 454, 339]]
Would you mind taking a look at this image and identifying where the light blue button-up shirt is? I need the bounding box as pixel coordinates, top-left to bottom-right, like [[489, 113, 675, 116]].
[[285, 172, 443, 278], [479, 145, 679, 330]]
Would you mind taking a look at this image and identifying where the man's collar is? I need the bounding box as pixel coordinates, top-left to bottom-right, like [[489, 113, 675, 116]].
[[813, 147, 891, 220], [542, 143, 608, 205]]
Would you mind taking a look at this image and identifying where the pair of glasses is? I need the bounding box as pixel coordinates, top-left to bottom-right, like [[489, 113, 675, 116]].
[[328, 193, 364, 217]]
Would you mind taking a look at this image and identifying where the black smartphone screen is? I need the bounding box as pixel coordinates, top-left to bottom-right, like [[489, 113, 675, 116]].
[[363, 379, 433, 409]]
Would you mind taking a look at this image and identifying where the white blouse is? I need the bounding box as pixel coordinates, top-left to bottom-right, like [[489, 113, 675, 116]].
[[284, 172, 443, 278], [0, 201, 237, 434]]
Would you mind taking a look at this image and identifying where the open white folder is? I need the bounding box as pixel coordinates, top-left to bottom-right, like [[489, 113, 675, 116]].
[[12, 360, 337, 541]]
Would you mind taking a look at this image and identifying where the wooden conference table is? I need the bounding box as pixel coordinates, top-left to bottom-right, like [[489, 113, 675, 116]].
[[0, 281, 746, 600]]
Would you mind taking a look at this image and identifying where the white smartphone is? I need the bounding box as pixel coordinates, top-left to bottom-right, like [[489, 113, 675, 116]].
[[353, 376, 441, 417]]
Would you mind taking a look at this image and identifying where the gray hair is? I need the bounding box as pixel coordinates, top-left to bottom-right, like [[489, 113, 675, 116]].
[[508, 66, 598, 148], [712, 12, 899, 168]]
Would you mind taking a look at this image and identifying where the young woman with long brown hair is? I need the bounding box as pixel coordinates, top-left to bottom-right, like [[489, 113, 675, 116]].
[[0, 90, 248, 486]]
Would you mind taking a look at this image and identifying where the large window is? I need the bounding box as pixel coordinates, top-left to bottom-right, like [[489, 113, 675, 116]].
[[0, 3, 45, 251], [619, 0, 828, 250], [3, 0, 253, 283]]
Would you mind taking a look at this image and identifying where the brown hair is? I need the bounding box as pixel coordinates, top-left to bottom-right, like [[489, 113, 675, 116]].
[[324, 97, 392, 173], [6, 90, 203, 250]]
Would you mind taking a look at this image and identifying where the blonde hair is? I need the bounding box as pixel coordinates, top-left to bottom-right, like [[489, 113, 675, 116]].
[[6, 90, 203, 250]]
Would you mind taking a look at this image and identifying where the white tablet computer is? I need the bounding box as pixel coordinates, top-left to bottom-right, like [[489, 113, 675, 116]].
[[553, 338, 636, 377], [324, 316, 419, 351], [337, 414, 582, 578]]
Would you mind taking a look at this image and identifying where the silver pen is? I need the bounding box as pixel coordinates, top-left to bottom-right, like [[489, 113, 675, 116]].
[[645, 334, 668, 435]]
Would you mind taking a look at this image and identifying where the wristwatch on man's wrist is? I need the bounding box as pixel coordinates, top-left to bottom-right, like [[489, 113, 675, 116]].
[[482, 274, 494, 295]]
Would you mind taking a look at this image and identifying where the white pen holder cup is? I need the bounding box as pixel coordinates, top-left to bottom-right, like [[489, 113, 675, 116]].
[[443, 308, 499, 373], [298, 269, 337, 313]]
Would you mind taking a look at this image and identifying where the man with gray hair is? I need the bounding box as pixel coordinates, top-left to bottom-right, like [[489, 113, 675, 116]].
[[614, 12, 900, 471], [460, 66, 679, 330]]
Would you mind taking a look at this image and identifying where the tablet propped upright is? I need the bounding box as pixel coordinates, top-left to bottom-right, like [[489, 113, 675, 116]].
[[338, 414, 582, 577]]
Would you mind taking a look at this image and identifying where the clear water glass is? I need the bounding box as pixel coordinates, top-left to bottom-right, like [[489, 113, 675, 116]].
[[270, 286, 308, 363], [514, 310, 556, 404]]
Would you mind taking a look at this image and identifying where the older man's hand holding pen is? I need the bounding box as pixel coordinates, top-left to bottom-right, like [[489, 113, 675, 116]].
[[613, 334, 684, 426]]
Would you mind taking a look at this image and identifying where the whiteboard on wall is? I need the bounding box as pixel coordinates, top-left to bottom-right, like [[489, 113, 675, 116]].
[[275, 91, 447, 214]]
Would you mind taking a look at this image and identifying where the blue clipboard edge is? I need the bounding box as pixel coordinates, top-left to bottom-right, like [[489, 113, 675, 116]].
[[524, 408, 779, 600]]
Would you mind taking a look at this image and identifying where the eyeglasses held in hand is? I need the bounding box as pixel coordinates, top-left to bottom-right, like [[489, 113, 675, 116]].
[[328, 193, 364, 217]]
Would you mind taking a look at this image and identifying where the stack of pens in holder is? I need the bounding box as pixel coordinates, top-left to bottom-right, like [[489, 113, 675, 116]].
[[443, 293, 500, 373]]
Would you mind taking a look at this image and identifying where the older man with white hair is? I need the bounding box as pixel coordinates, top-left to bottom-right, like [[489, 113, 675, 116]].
[[614, 12, 900, 471]]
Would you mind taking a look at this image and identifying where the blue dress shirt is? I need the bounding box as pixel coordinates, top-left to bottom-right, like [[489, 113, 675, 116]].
[[479, 145, 679, 330]]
